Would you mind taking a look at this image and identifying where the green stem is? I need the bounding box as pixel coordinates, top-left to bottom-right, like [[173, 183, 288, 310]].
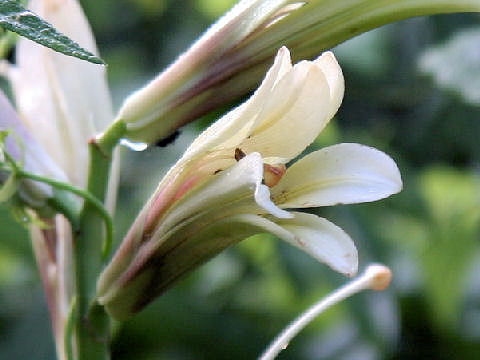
[[3, 128, 117, 258], [16, 169, 113, 257], [65, 297, 76, 360], [73, 120, 126, 360]]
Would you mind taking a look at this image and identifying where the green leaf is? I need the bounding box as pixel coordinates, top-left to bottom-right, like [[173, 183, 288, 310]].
[[0, 0, 104, 64], [419, 167, 480, 329]]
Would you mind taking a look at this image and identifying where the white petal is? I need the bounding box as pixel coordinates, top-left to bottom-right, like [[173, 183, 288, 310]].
[[175, 49, 343, 174], [154, 152, 287, 238], [273, 212, 358, 276], [9, 0, 113, 187], [208, 212, 357, 276], [239, 59, 334, 163], [181, 47, 292, 163], [272, 143, 402, 208], [157, 211, 357, 280], [255, 183, 292, 219], [314, 51, 345, 120]]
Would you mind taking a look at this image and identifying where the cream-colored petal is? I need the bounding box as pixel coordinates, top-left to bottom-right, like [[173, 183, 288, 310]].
[[181, 47, 292, 163], [152, 152, 287, 242], [248, 60, 312, 134], [273, 212, 358, 276], [272, 143, 402, 208], [239, 60, 333, 163], [255, 183, 293, 219], [29, 0, 113, 129], [9, 0, 113, 187], [314, 51, 345, 120]]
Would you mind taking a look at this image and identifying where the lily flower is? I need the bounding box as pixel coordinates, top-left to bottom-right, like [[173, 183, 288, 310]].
[[117, 0, 480, 144], [2, 1, 117, 358], [97, 47, 402, 320]]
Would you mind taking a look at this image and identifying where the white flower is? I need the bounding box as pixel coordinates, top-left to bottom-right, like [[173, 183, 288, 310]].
[[97, 47, 402, 320], [6, 0, 114, 189]]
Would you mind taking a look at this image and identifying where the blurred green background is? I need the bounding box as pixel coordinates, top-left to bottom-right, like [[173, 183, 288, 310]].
[[1, 0, 480, 359]]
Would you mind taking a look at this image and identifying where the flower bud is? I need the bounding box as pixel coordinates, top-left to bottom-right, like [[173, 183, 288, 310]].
[[0, 90, 67, 209], [7, 0, 114, 189], [117, 0, 480, 144]]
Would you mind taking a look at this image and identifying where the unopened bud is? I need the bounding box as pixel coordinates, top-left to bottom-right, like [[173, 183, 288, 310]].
[[0, 90, 67, 209], [116, 0, 480, 145]]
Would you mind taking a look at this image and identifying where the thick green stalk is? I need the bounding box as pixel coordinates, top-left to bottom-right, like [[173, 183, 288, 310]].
[[73, 120, 126, 360]]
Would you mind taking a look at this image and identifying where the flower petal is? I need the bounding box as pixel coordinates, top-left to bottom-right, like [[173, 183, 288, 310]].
[[8, 0, 113, 187], [178, 48, 344, 166], [181, 47, 292, 163], [272, 143, 402, 208], [239, 59, 334, 163], [255, 183, 293, 219], [150, 152, 289, 246], [314, 51, 345, 120], [272, 212, 358, 276]]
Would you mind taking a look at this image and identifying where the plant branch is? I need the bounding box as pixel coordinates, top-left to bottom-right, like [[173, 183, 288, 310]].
[[1, 147, 114, 258], [73, 119, 126, 360]]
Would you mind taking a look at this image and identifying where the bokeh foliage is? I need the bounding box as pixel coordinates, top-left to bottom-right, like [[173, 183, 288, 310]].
[[1, 1, 480, 359]]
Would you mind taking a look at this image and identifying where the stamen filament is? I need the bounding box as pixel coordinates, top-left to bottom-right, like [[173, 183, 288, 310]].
[[259, 264, 392, 360]]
